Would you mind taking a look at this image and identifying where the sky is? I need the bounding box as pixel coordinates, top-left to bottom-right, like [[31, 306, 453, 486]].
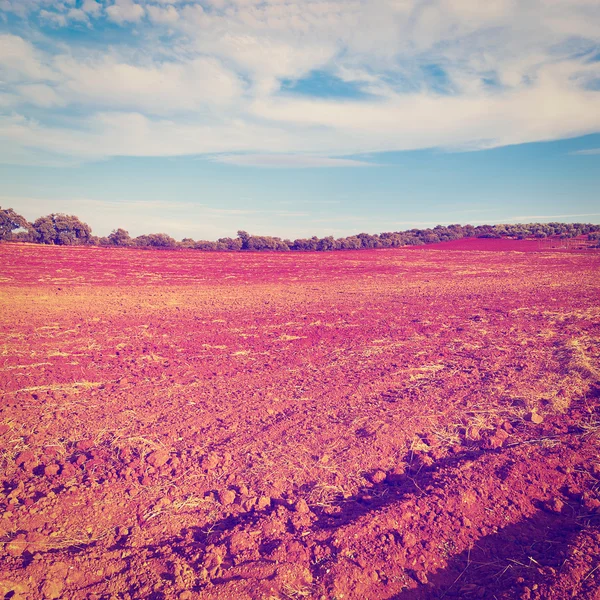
[[0, 0, 599, 240]]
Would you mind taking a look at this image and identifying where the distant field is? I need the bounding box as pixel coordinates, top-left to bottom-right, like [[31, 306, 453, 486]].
[[412, 235, 599, 252], [1, 242, 599, 599]]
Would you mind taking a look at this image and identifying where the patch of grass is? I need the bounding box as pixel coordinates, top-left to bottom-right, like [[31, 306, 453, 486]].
[[430, 423, 462, 448], [463, 413, 497, 441], [564, 338, 600, 381], [579, 414, 600, 443], [306, 483, 349, 508], [281, 583, 313, 599]]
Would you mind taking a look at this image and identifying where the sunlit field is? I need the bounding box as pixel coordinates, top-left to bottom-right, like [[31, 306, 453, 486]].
[[1, 242, 599, 599]]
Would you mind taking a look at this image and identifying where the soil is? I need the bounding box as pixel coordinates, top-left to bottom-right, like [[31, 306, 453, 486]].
[[1, 242, 599, 600]]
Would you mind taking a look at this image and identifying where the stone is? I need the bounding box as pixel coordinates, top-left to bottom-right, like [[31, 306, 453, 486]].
[[528, 411, 544, 424], [147, 450, 170, 468], [6, 535, 27, 557], [75, 439, 94, 451], [242, 497, 257, 511], [487, 428, 509, 449], [201, 453, 220, 471], [294, 498, 310, 514], [43, 446, 61, 458], [257, 496, 271, 510], [41, 579, 64, 600], [371, 470, 387, 484], [44, 464, 60, 477], [548, 498, 564, 513], [219, 490, 236, 506], [15, 451, 35, 466]]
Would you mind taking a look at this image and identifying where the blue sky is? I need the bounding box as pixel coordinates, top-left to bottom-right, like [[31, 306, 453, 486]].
[[1, 0, 599, 239]]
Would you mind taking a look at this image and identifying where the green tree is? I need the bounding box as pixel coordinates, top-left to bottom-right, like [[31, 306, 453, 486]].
[[108, 228, 132, 247], [317, 236, 336, 251], [217, 237, 243, 251], [133, 233, 176, 248], [179, 238, 197, 249], [237, 230, 251, 250], [33, 214, 92, 245], [0, 207, 30, 241]]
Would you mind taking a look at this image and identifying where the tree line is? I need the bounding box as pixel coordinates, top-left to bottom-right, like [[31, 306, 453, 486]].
[[1, 207, 599, 251]]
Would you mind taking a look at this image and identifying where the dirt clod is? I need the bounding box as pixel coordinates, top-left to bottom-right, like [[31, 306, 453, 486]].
[[257, 496, 271, 510], [44, 464, 60, 477], [147, 450, 170, 468], [294, 498, 310, 514], [219, 490, 236, 506], [6, 535, 27, 558], [528, 411, 544, 424], [370, 470, 387, 484]]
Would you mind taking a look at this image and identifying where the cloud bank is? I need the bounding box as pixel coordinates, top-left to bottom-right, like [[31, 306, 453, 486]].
[[0, 0, 599, 165]]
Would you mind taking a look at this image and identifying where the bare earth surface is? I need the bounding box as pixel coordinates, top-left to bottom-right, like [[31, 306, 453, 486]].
[[1, 243, 599, 600]]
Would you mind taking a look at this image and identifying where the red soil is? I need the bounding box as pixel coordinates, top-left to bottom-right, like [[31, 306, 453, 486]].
[[1, 242, 599, 600]]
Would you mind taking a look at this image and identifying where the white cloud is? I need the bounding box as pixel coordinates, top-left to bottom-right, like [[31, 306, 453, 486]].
[[0, 0, 71, 18], [0, 34, 50, 81], [0, 92, 19, 108], [147, 4, 178, 23], [0, 1, 599, 164], [53, 54, 244, 113], [106, 0, 144, 24], [16, 83, 64, 107], [571, 148, 600, 155], [38, 9, 67, 26], [212, 154, 377, 168], [0, 111, 301, 159], [66, 8, 89, 22], [81, 0, 101, 16]]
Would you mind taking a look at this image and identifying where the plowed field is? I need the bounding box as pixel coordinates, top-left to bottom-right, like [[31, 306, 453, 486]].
[[1, 243, 599, 600]]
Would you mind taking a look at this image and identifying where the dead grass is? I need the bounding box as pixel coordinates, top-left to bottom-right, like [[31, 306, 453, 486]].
[[579, 414, 600, 443], [563, 338, 600, 381], [430, 423, 462, 448], [410, 435, 431, 454], [11, 380, 105, 395], [463, 413, 497, 442], [306, 483, 350, 508], [280, 583, 313, 599], [143, 494, 213, 522], [0, 526, 113, 553]]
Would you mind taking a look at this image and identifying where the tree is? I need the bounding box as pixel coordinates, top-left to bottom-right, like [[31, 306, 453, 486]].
[[108, 228, 132, 247], [195, 240, 218, 250], [179, 238, 197, 249], [0, 207, 30, 241], [337, 236, 362, 250], [291, 237, 319, 251], [357, 233, 378, 248], [237, 230, 251, 250], [32, 213, 92, 245], [246, 235, 287, 251], [217, 237, 243, 251], [317, 236, 336, 251], [133, 233, 176, 248]]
